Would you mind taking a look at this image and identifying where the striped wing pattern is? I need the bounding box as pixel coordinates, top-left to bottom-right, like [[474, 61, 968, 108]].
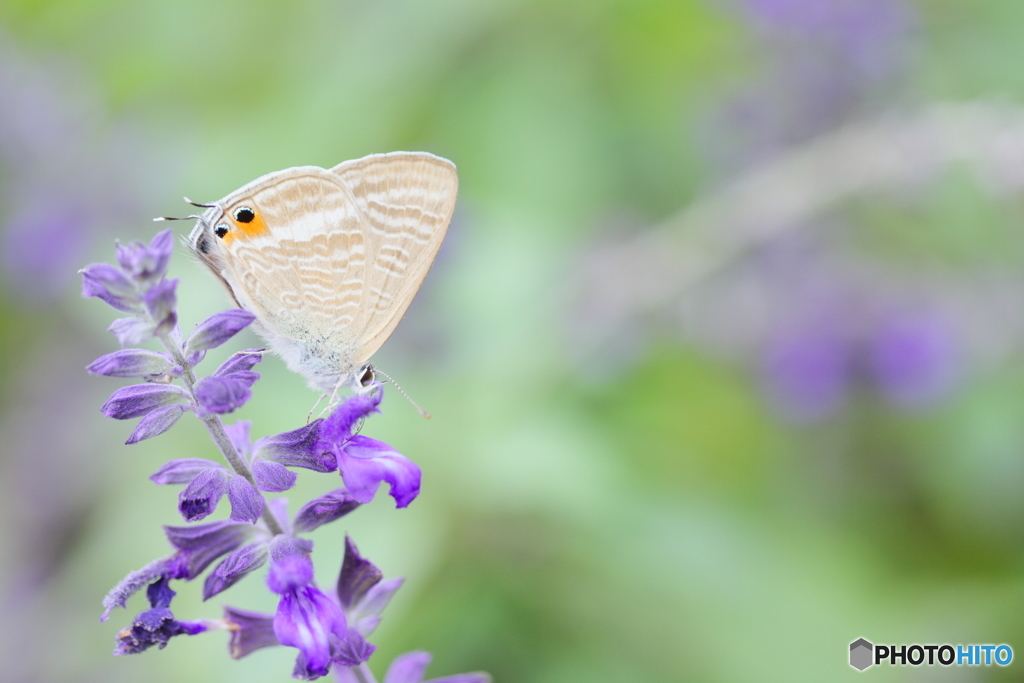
[[217, 153, 457, 378], [331, 153, 458, 364]]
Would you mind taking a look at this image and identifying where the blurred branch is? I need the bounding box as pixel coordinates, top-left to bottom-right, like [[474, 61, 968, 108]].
[[577, 101, 1024, 350]]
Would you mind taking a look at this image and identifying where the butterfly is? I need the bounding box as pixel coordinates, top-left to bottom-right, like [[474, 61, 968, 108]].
[[181, 151, 458, 397]]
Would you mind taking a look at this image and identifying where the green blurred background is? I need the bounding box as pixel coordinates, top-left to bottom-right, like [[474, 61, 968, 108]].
[[4, 0, 1024, 681]]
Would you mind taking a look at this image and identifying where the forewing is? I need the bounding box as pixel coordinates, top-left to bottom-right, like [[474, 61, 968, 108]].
[[216, 167, 368, 347], [330, 152, 458, 364]]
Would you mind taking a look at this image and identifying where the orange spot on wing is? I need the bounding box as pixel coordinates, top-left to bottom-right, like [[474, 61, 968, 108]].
[[221, 208, 268, 246], [234, 211, 268, 239]]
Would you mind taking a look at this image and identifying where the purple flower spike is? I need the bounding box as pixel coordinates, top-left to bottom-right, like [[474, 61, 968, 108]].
[[204, 542, 269, 600], [293, 490, 361, 533], [256, 422, 335, 472], [81, 263, 139, 313], [163, 520, 255, 579], [336, 436, 421, 508], [185, 309, 256, 355], [101, 383, 188, 420], [126, 404, 188, 444], [113, 607, 208, 655], [115, 229, 173, 284], [143, 278, 178, 335], [252, 460, 297, 492], [227, 474, 263, 523], [178, 468, 230, 522], [195, 374, 254, 416], [87, 348, 173, 378], [223, 606, 279, 659]]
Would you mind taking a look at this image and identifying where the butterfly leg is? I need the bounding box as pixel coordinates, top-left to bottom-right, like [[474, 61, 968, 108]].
[[306, 392, 327, 424]]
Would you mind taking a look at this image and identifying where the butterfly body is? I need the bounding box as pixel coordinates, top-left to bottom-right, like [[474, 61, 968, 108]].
[[186, 152, 458, 394]]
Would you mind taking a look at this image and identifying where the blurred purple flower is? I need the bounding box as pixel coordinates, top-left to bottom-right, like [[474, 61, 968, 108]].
[[869, 310, 958, 408], [762, 323, 850, 422], [2, 201, 92, 301]]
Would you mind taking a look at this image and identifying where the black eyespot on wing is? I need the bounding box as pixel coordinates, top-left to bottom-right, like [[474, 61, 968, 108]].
[[197, 237, 211, 254], [234, 207, 255, 223], [215, 224, 229, 238]]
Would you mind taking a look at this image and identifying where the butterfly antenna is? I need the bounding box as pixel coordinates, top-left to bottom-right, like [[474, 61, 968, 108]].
[[184, 197, 216, 208], [374, 369, 431, 419], [153, 214, 202, 222]]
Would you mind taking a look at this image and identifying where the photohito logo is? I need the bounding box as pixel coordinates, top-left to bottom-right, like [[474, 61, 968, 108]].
[[849, 638, 1012, 671]]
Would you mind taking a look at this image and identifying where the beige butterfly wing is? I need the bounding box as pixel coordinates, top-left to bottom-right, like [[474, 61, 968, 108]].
[[207, 152, 456, 384], [330, 151, 458, 367]]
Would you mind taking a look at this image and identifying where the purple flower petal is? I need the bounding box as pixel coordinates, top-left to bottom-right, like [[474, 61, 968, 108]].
[[337, 536, 382, 610], [227, 474, 263, 523], [384, 651, 432, 683], [338, 435, 421, 508], [382, 652, 492, 683], [255, 421, 335, 472], [426, 673, 494, 683], [214, 349, 265, 376], [184, 309, 256, 354], [87, 348, 173, 378], [115, 229, 173, 284], [178, 468, 230, 522], [224, 421, 253, 459], [195, 374, 253, 415], [223, 606, 279, 659], [126, 404, 188, 444], [101, 555, 181, 621], [351, 578, 404, 636], [332, 628, 375, 667], [317, 390, 383, 446], [293, 489, 361, 533], [267, 553, 315, 594], [150, 458, 226, 485], [113, 607, 208, 655], [252, 460, 297, 492], [100, 383, 188, 420], [146, 576, 177, 609], [80, 263, 139, 312], [143, 278, 178, 335], [108, 316, 156, 346], [163, 520, 255, 579], [268, 553, 351, 679], [203, 542, 269, 600]]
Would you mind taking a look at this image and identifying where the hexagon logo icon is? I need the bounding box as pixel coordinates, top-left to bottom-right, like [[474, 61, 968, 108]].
[[850, 638, 874, 671]]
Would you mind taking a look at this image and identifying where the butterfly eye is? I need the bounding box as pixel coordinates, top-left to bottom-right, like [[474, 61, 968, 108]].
[[234, 207, 255, 223], [358, 366, 375, 387], [215, 224, 229, 238]]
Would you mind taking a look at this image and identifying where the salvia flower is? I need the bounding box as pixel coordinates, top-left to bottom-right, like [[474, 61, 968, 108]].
[[314, 386, 422, 508], [268, 547, 374, 679], [84, 231, 487, 681]]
